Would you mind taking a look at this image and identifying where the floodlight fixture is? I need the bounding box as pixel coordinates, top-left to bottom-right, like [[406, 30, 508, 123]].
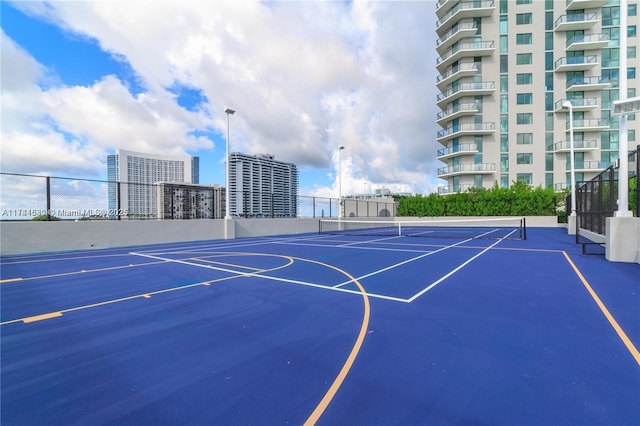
[[612, 96, 640, 116]]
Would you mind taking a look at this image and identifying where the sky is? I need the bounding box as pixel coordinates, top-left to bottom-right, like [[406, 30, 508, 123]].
[[1, 0, 443, 199]]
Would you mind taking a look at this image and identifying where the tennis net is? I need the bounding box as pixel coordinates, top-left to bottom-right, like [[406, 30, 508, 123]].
[[319, 217, 527, 240]]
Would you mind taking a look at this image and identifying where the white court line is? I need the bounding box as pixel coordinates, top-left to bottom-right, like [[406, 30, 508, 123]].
[[337, 234, 405, 247], [333, 238, 474, 288], [130, 252, 408, 302], [407, 236, 507, 302], [274, 241, 433, 254]]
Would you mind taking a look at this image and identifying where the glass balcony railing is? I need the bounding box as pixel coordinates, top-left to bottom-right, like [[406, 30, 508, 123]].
[[437, 123, 495, 139], [436, 102, 478, 120], [437, 143, 478, 158], [437, 163, 496, 176]]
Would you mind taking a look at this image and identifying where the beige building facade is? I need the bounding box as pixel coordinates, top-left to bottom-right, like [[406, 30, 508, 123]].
[[435, 0, 639, 194]]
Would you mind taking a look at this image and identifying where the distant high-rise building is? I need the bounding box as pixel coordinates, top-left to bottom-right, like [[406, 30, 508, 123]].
[[435, 0, 639, 194], [228, 153, 299, 217], [107, 149, 199, 218], [155, 182, 224, 219]]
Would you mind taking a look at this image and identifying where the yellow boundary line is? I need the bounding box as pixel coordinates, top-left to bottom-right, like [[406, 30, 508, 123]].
[[562, 251, 640, 366], [0, 254, 294, 326], [298, 258, 370, 426]]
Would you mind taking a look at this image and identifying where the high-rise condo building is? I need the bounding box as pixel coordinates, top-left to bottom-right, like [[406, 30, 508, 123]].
[[228, 153, 299, 217], [435, 0, 639, 194], [107, 149, 199, 218]]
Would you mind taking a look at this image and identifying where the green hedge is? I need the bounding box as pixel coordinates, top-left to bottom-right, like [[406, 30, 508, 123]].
[[397, 181, 566, 217]]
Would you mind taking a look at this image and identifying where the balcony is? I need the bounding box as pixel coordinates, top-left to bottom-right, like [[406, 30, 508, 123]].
[[437, 163, 496, 178], [553, 98, 598, 112], [437, 81, 495, 108], [436, 21, 478, 52], [566, 76, 612, 91], [553, 139, 598, 153], [436, 41, 495, 71], [436, 122, 495, 142], [436, 0, 462, 20], [566, 0, 607, 11], [438, 183, 477, 195], [566, 33, 610, 51], [436, 102, 479, 126], [554, 55, 598, 73], [437, 143, 478, 160], [566, 118, 610, 131], [436, 63, 478, 90], [554, 13, 598, 32], [436, 1, 495, 36], [566, 161, 611, 172]]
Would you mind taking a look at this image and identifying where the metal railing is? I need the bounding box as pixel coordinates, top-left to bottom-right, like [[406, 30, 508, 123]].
[[570, 146, 639, 254], [0, 173, 346, 221]]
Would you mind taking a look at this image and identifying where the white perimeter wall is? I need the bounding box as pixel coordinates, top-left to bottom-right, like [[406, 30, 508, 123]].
[[0, 216, 561, 256]]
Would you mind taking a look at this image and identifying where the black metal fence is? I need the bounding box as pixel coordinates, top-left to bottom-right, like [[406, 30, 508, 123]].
[[571, 146, 639, 255], [0, 173, 347, 220]]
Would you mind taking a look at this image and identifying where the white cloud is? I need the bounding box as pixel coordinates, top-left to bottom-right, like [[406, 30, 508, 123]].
[[4, 1, 442, 195]]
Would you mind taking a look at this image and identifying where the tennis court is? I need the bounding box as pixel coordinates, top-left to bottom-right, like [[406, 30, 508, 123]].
[[1, 222, 639, 425]]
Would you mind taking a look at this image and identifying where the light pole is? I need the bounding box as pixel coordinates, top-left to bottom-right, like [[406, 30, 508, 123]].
[[224, 106, 235, 220], [338, 145, 345, 219], [562, 100, 577, 217]]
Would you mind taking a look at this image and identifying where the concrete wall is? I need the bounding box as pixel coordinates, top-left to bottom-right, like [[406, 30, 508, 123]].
[[0, 216, 562, 256]]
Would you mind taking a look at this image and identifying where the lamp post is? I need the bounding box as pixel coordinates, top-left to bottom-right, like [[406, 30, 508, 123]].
[[562, 100, 577, 217], [338, 145, 345, 219], [224, 106, 235, 220]]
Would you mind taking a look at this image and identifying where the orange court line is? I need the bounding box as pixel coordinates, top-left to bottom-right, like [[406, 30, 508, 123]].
[[563, 251, 640, 366]]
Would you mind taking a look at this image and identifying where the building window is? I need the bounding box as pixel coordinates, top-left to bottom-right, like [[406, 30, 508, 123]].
[[629, 26, 637, 37], [603, 27, 620, 47], [500, 0, 508, 13], [500, 95, 509, 112], [500, 55, 508, 73], [517, 153, 533, 164], [500, 35, 508, 53], [545, 11, 554, 30], [516, 0, 532, 4], [501, 134, 509, 152], [629, 68, 636, 79], [516, 173, 533, 184], [545, 72, 553, 91], [545, 173, 553, 189], [500, 174, 509, 188], [545, 93, 554, 111], [630, 3, 637, 16], [517, 73, 533, 84], [517, 133, 533, 144], [501, 114, 509, 132], [516, 113, 533, 124], [516, 13, 532, 25], [546, 113, 554, 132], [501, 154, 509, 172], [517, 93, 533, 104], [500, 15, 508, 34], [629, 46, 637, 59], [602, 6, 620, 27], [516, 33, 533, 45], [545, 52, 554, 70], [501, 75, 509, 92], [545, 153, 554, 172], [545, 32, 553, 50], [516, 53, 533, 65], [603, 48, 620, 67]]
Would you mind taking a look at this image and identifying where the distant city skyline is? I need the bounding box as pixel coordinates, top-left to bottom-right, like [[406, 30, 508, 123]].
[[1, 1, 443, 200]]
